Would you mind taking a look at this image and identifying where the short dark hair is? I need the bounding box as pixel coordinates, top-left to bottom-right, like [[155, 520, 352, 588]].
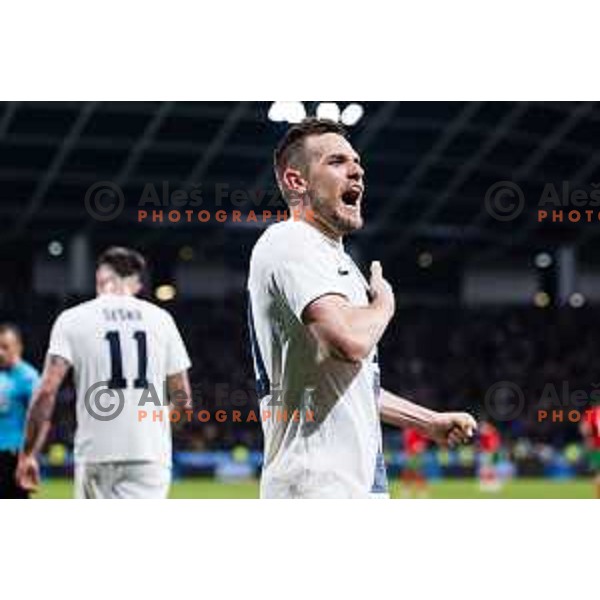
[[97, 246, 146, 279], [0, 323, 23, 343], [273, 117, 348, 189]]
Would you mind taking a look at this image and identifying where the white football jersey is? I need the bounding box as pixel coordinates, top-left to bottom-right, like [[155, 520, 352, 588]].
[[48, 294, 191, 464], [247, 220, 388, 498]]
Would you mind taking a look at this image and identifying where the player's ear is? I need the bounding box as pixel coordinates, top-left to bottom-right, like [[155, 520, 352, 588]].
[[282, 166, 307, 197]]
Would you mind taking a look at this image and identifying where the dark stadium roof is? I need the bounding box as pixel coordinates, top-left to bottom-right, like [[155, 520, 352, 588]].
[[1, 101, 600, 267]]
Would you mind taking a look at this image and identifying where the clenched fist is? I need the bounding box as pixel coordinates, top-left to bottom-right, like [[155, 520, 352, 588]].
[[429, 412, 477, 448]]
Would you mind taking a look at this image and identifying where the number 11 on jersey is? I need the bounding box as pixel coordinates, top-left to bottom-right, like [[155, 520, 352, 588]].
[[105, 330, 149, 389]]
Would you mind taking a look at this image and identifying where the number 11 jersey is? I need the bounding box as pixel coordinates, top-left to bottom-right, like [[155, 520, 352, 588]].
[[48, 294, 191, 464]]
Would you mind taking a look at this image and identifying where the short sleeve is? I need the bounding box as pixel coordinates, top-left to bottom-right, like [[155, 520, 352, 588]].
[[165, 314, 192, 375], [47, 312, 74, 364], [274, 247, 349, 322]]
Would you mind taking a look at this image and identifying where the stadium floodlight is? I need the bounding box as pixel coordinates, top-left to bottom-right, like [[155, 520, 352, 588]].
[[267, 101, 287, 122], [284, 101, 306, 124], [534, 252, 553, 269], [178, 246, 194, 261], [533, 291, 551, 308], [341, 103, 364, 126], [569, 292, 585, 308], [316, 102, 341, 122], [417, 251, 433, 269], [268, 101, 306, 124], [48, 240, 63, 257], [155, 284, 176, 302]]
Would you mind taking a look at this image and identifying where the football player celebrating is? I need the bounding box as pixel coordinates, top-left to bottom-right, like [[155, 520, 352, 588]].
[[247, 118, 477, 498]]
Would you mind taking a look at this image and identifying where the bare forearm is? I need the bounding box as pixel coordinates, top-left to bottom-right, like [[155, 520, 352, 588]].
[[304, 261, 396, 364], [309, 298, 393, 363], [344, 299, 393, 358], [167, 371, 192, 427], [380, 388, 438, 436], [22, 353, 69, 456], [23, 391, 55, 455]]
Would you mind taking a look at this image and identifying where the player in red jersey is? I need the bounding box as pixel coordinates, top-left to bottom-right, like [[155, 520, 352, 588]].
[[478, 420, 502, 492], [400, 427, 429, 498], [580, 404, 600, 499]]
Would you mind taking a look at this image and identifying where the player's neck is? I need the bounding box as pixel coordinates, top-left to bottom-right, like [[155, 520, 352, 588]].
[[304, 215, 343, 245], [97, 284, 136, 296], [97, 275, 140, 296]]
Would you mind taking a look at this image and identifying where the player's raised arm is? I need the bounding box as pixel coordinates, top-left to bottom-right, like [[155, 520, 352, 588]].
[[379, 388, 477, 448], [17, 353, 71, 491], [303, 261, 395, 363]]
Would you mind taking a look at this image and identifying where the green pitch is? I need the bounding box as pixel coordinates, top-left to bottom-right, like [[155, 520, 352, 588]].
[[32, 478, 596, 499]]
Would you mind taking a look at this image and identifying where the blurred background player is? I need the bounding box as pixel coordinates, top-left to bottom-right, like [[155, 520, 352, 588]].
[[477, 420, 503, 493], [0, 324, 40, 498], [580, 403, 600, 499], [400, 427, 429, 498], [16, 247, 193, 499]]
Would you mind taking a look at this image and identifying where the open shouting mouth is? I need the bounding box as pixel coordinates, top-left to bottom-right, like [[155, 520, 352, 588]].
[[341, 186, 363, 207]]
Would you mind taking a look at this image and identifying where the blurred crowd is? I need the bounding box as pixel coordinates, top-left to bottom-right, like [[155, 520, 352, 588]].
[[381, 305, 600, 445], [5, 294, 599, 452]]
